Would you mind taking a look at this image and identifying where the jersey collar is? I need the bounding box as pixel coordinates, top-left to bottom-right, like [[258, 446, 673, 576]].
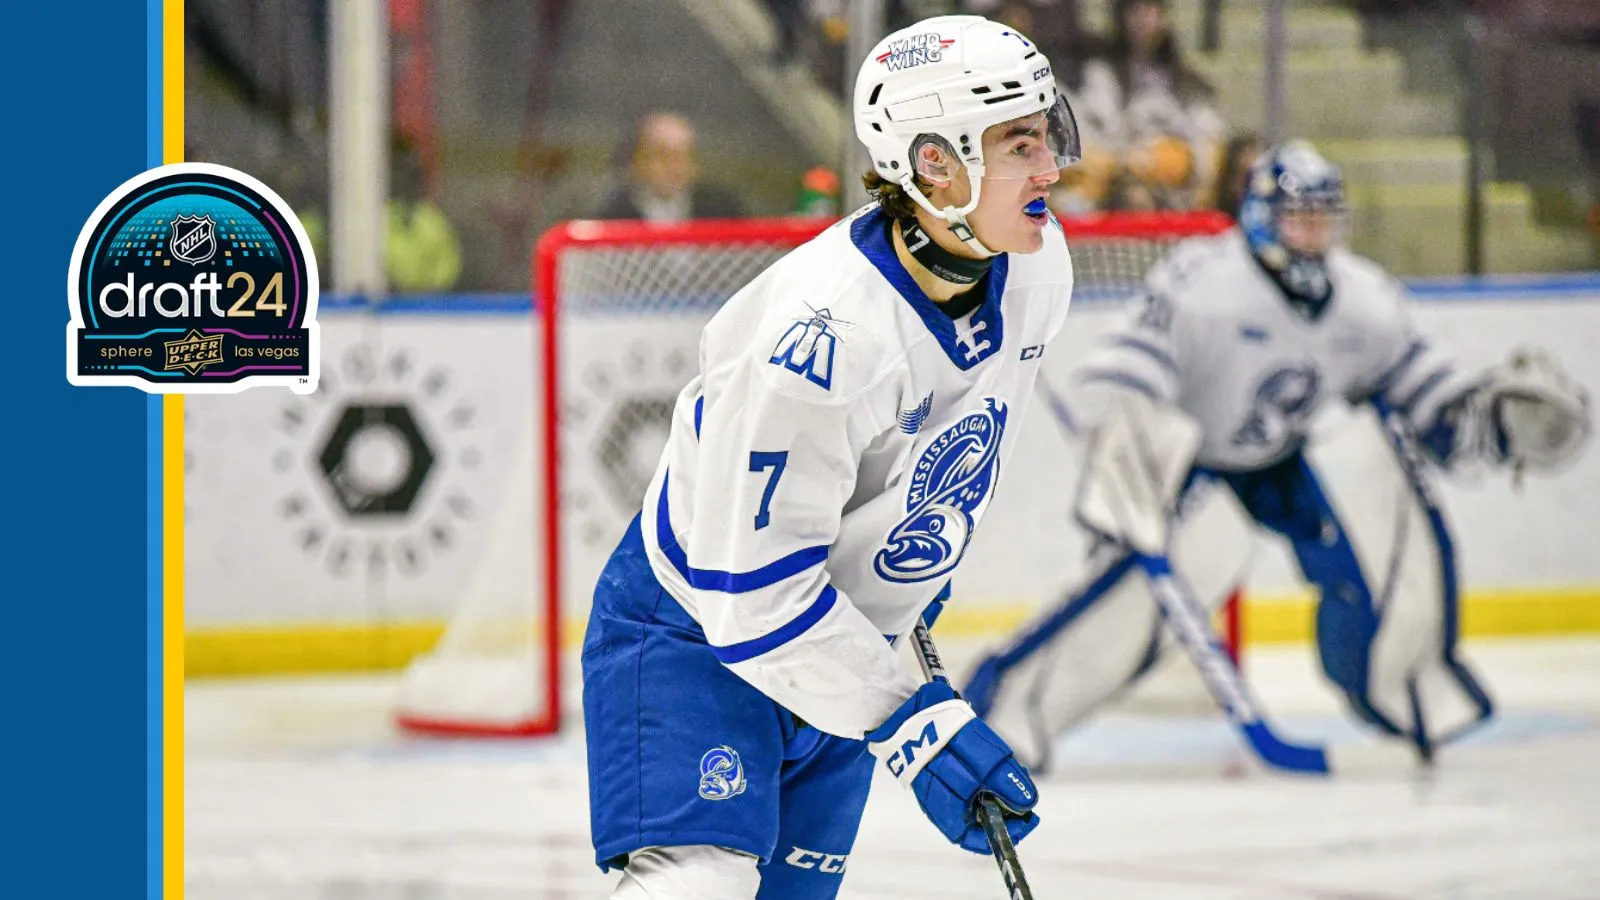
[[851, 207, 1008, 371]]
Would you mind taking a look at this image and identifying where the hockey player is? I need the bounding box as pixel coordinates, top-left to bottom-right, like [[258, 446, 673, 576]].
[[581, 15, 1082, 899], [964, 140, 1593, 771]]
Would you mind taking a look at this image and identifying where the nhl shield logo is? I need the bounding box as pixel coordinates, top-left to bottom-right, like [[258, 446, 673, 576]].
[[169, 213, 217, 265]]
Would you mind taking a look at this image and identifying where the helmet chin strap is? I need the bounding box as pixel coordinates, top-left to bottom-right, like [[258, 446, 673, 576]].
[[943, 208, 997, 258], [898, 169, 998, 258]]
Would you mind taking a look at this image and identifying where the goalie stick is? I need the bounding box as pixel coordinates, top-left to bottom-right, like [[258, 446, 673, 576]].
[[1135, 553, 1330, 774], [910, 622, 1036, 900]]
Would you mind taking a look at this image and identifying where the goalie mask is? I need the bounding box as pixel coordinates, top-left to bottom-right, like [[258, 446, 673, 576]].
[[854, 15, 1082, 256], [1240, 140, 1347, 309]]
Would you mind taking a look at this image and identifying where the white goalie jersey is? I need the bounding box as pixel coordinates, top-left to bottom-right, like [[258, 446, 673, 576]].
[[638, 205, 1075, 738], [1074, 229, 1478, 471]]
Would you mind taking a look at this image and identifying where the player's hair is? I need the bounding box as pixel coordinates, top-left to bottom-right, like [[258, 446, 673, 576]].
[[860, 168, 928, 224]]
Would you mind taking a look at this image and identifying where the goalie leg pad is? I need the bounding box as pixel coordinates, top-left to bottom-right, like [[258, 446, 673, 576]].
[[963, 551, 1144, 770], [1222, 447, 1492, 749], [964, 482, 1253, 770]]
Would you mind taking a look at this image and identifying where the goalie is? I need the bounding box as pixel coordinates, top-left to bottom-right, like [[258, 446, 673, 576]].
[[964, 140, 1592, 769]]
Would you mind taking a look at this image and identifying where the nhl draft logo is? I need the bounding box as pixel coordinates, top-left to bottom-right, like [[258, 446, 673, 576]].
[[67, 161, 320, 394], [168, 213, 217, 265], [698, 746, 747, 801], [876, 398, 1008, 583]]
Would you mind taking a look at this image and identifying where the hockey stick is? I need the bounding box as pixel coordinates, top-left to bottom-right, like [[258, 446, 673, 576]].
[[910, 622, 1035, 900], [1135, 552, 1331, 774]]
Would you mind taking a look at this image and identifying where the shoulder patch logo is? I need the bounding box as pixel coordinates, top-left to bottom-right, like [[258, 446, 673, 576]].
[[770, 306, 851, 391], [698, 745, 747, 801]]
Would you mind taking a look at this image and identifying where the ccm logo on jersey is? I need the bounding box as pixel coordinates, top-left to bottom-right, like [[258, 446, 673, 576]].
[[1020, 344, 1045, 360], [885, 721, 938, 777], [785, 847, 849, 873]]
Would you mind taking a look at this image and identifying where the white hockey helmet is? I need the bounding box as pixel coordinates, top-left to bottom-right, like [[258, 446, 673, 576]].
[[853, 15, 1080, 250]]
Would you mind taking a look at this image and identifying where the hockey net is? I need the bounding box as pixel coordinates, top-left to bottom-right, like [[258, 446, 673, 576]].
[[396, 210, 1238, 737]]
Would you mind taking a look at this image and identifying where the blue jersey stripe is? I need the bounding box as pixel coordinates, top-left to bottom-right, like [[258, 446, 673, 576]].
[[1077, 368, 1161, 400], [712, 586, 840, 664], [1109, 335, 1177, 372], [1372, 340, 1427, 396], [1397, 367, 1457, 415], [655, 472, 829, 593]]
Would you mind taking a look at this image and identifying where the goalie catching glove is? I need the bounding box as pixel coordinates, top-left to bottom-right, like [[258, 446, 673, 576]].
[[1455, 348, 1591, 476], [866, 681, 1040, 853]]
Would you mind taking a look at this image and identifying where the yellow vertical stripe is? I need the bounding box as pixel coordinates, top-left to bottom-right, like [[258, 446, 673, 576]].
[[164, 394, 184, 899], [164, 2, 183, 166], [163, 1, 185, 897]]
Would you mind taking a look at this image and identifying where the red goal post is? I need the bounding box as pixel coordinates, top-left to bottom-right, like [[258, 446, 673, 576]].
[[395, 210, 1236, 738]]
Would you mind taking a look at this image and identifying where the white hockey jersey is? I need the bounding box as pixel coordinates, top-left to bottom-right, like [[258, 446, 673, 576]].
[[1074, 229, 1478, 471], [638, 205, 1075, 739]]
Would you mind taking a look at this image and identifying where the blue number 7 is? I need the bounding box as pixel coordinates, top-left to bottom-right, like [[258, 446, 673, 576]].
[[748, 451, 789, 530]]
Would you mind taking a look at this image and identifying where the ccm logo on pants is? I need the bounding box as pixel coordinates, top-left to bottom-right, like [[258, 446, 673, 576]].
[[785, 847, 848, 874]]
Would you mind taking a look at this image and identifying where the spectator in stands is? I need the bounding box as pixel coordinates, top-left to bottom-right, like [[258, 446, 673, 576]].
[[793, 166, 841, 217], [593, 111, 747, 222], [1057, 0, 1224, 213], [971, 0, 1090, 75], [385, 143, 464, 292], [1579, 99, 1600, 253], [1211, 131, 1262, 217], [762, 0, 807, 69], [297, 138, 464, 293]]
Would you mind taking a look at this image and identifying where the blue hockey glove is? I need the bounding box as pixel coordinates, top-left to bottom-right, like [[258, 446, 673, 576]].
[[865, 681, 1039, 854]]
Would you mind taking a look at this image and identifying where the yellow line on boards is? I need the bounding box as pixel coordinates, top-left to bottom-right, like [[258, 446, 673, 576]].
[[183, 588, 1600, 677]]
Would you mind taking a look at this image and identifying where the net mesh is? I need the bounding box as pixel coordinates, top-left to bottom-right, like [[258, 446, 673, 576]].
[[397, 213, 1234, 736]]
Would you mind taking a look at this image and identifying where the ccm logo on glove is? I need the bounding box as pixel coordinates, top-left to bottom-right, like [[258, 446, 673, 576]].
[[886, 721, 940, 777]]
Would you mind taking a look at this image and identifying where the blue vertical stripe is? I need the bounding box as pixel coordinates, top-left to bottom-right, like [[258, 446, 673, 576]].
[[147, 0, 161, 166], [146, 396, 163, 900], [146, 3, 165, 894], [14, 1, 151, 896]]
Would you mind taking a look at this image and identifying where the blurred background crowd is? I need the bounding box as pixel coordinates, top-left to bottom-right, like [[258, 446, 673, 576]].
[[186, 0, 1600, 293]]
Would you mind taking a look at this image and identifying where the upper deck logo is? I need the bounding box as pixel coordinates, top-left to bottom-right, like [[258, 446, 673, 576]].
[[67, 162, 320, 394]]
